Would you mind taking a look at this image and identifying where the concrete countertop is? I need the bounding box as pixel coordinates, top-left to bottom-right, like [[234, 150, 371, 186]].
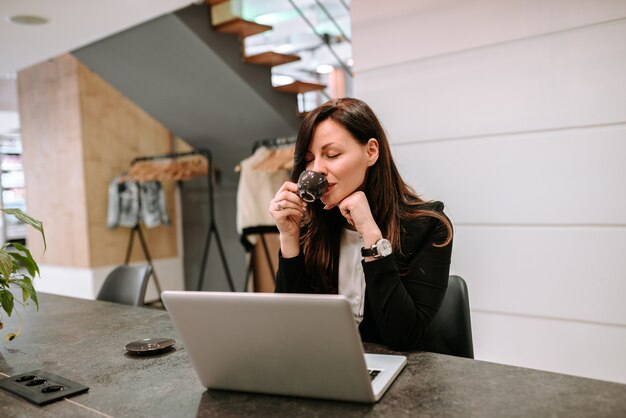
[[1, 293, 625, 417]]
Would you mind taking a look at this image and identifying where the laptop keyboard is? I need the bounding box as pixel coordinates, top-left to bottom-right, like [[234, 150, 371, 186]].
[[368, 369, 382, 381]]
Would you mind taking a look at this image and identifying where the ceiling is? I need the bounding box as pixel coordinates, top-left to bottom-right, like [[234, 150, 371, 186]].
[[0, 0, 197, 134], [0, 0, 196, 75], [0, 0, 351, 77]]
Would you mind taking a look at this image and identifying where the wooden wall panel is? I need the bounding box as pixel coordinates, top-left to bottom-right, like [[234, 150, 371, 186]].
[[18, 54, 178, 268], [18, 54, 91, 267], [77, 60, 178, 267]]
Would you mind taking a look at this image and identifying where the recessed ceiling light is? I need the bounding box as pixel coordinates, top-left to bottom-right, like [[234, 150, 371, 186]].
[[8, 15, 49, 25]]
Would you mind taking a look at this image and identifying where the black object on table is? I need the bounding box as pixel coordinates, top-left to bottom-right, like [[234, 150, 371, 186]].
[[0, 370, 88, 406]]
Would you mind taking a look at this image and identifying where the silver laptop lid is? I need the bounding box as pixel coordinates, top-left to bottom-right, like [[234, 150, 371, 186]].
[[162, 291, 377, 402]]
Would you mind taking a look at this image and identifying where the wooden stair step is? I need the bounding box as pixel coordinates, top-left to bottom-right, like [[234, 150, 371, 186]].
[[274, 81, 327, 94], [244, 51, 301, 67], [213, 18, 272, 38]]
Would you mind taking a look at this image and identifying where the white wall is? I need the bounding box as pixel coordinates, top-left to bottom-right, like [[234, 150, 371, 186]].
[[353, 0, 626, 383]]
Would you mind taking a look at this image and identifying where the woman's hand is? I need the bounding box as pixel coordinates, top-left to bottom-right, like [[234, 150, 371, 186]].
[[269, 181, 306, 257], [338, 191, 383, 247]]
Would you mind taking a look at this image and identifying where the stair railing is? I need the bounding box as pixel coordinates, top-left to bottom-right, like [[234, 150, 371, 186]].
[[313, 0, 351, 43], [286, 0, 353, 78], [337, 0, 350, 13]]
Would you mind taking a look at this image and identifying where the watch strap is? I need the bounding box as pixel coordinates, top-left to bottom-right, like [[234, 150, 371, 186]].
[[361, 246, 377, 257], [361, 238, 391, 258]]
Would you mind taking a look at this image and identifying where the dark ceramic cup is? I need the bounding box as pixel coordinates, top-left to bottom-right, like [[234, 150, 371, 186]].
[[297, 170, 328, 202]]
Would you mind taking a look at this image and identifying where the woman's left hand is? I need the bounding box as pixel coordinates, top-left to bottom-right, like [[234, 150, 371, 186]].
[[338, 191, 383, 246]]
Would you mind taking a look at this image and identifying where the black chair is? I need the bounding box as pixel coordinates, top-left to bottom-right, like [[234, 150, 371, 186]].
[[96, 264, 152, 306], [426, 275, 474, 359]]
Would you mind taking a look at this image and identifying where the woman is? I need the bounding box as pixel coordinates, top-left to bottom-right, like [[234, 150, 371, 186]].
[[269, 98, 453, 351]]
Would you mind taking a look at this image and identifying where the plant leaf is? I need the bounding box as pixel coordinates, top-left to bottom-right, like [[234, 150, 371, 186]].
[[7, 249, 38, 278], [0, 289, 14, 317], [14, 278, 38, 310], [0, 209, 46, 251], [0, 251, 13, 283]]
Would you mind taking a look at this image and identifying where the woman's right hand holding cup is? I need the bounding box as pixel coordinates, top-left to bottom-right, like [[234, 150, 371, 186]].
[[269, 181, 306, 258]]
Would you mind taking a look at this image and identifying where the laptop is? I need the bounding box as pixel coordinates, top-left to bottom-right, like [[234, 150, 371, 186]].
[[161, 291, 407, 403]]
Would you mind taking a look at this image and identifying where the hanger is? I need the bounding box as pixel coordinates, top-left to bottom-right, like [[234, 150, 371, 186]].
[[252, 146, 294, 173], [121, 155, 208, 182]]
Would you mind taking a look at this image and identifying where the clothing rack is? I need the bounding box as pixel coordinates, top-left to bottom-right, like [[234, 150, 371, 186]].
[[242, 137, 296, 291], [242, 226, 279, 291], [252, 136, 297, 152], [124, 223, 163, 296], [126, 149, 235, 295]]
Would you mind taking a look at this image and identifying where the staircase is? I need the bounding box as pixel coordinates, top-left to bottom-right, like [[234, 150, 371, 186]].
[[206, 0, 327, 116], [71, 1, 350, 175]]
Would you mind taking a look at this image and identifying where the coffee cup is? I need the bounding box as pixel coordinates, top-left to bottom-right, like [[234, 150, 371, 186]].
[[297, 170, 328, 202]]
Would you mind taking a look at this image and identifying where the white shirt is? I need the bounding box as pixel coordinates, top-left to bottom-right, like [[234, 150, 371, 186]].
[[338, 228, 366, 324], [235, 146, 290, 246]]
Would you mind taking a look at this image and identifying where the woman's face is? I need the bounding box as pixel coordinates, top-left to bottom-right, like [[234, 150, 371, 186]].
[[305, 119, 379, 209]]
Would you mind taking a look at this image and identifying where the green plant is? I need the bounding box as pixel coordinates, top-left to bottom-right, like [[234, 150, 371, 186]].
[[0, 208, 46, 342]]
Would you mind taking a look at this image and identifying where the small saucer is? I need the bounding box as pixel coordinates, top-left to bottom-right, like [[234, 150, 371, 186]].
[[125, 338, 175, 355]]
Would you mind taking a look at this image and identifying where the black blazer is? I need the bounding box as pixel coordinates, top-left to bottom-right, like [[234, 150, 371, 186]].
[[275, 202, 453, 352]]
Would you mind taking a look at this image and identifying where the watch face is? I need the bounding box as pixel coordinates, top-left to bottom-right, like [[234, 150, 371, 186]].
[[376, 239, 392, 257]]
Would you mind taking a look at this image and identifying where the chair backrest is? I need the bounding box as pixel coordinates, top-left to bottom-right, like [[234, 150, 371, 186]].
[[426, 275, 474, 359], [96, 264, 152, 306]]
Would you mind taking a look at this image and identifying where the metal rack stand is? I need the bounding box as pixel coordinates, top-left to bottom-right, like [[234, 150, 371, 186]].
[[240, 137, 297, 290], [125, 148, 235, 294]]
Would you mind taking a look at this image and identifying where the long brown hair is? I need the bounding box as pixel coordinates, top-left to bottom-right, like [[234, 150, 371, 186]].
[[292, 98, 452, 292]]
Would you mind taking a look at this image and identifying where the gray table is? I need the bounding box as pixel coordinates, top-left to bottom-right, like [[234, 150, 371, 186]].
[[1, 293, 625, 417]]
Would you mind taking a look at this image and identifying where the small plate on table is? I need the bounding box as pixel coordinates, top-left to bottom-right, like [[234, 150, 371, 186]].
[[125, 338, 176, 355]]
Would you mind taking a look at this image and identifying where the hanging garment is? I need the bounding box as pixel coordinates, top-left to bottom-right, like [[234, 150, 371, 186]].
[[107, 176, 170, 229], [107, 176, 140, 229], [236, 146, 290, 250], [139, 181, 170, 228]]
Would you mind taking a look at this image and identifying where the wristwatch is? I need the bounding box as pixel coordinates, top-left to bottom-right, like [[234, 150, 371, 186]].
[[361, 238, 392, 259]]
